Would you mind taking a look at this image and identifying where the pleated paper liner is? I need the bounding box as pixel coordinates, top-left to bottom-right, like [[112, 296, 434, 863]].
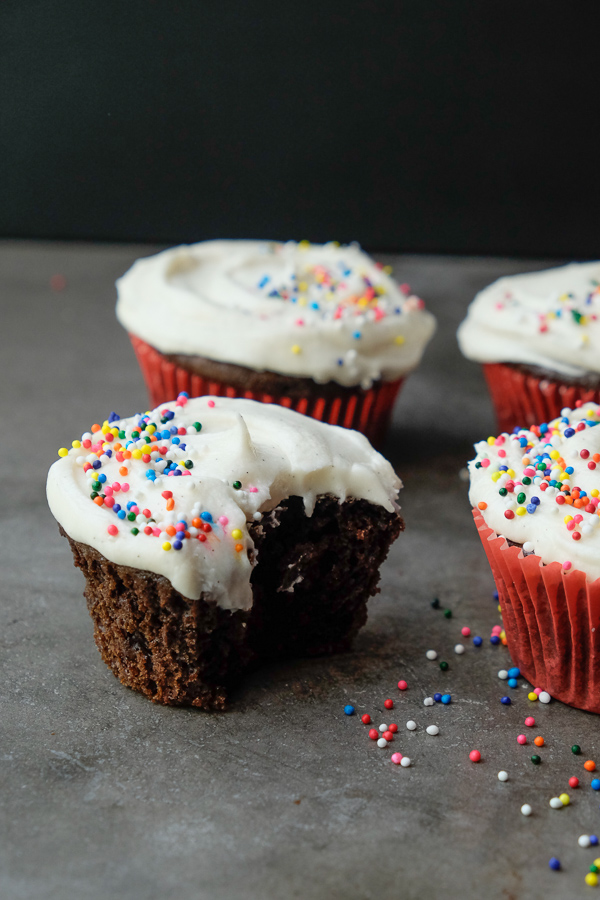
[[482, 362, 600, 434], [129, 334, 403, 448], [473, 507, 600, 714]]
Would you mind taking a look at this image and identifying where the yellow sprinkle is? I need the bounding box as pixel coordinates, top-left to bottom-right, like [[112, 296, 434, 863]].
[[516, 507, 526, 516], [58, 447, 68, 457], [162, 542, 171, 551], [582, 333, 589, 343], [375, 285, 385, 295], [358, 297, 369, 308], [231, 529, 243, 540], [132, 449, 143, 460], [291, 344, 301, 355], [101, 424, 110, 435], [559, 793, 570, 806], [497, 604, 502, 613], [592, 489, 599, 498], [487, 436, 495, 445], [72, 440, 81, 449], [298, 281, 308, 292], [298, 240, 310, 250], [178, 460, 186, 467], [507, 469, 516, 478], [500, 630, 506, 640], [330, 241, 340, 248], [594, 858, 600, 867], [585, 873, 598, 887], [564, 515, 573, 524], [111, 427, 119, 436], [394, 335, 405, 345], [528, 691, 538, 701], [383, 265, 393, 275], [298, 296, 307, 306], [491, 472, 501, 482]]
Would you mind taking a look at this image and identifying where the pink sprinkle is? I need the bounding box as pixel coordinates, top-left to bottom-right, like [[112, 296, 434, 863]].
[[167, 470, 174, 477], [374, 308, 385, 320], [247, 486, 258, 493], [563, 561, 572, 571], [104, 485, 113, 496], [112, 482, 121, 492], [494, 436, 506, 445], [121, 483, 129, 493], [152, 527, 161, 537], [104, 496, 115, 508], [400, 283, 411, 295], [497, 449, 506, 458], [131, 506, 139, 515], [491, 625, 502, 636], [143, 509, 151, 518], [208, 400, 215, 408], [534, 687, 543, 695], [517, 734, 527, 745], [295, 318, 305, 326], [175, 523, 186, 532], [391, 753, 403, 765], [524, 716, 535, 727], [481, 459, 491, 468], [461, 626, 471, 637], [397, 680, 408, 691], [182, 469, 191, 476], [107, 524, 118, 536], [219, 516, 229, 526]]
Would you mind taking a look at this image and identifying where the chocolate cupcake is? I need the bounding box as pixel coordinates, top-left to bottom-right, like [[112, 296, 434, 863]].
[[457, 261, 600, 432], [468, 402, 600, 714], [47, 395, 403, 708], [116, 240, 436, 446]]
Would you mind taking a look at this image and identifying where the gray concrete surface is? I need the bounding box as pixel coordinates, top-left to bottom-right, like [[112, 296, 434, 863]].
[[1, 242, 598, 900]]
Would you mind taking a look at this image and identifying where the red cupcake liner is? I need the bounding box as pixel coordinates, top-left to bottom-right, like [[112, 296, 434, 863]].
[[482, 362, 600, 434], [473, 507, 600, 714], [129, 334, 403, 447]]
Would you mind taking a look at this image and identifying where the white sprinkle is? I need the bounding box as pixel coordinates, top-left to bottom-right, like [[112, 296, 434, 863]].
[[578, 835, 591, 848], [497, 771, 508, 782], [406, 721, 417, 731], [521, 804, 532, 816], [523, 541, 534, 553], [425, 650, 438, 660], [423, 697, 434, 707], [400, 757, 411, 767], [379, 724, 388, 732], [549, 797, 563, 809], [454, 644, 465, 655], [539, 691, 552, 704], [426, 725, 439, 736], [498, 669, 509, 680], [377, 738, 388, 748]]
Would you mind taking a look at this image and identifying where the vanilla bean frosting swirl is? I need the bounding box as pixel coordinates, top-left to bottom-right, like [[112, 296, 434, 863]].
[[458, 261, 600, 377], [116, 240, 436, 389], [47, 395, 401, 609], [468, 402, 600, 580]]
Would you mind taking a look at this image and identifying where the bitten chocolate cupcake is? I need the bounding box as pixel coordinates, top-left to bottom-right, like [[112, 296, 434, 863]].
[[468, 402, 600, 714], [457, 261, 600, 433], [47, 395, 403, 709], [116, 240, 436, 446]]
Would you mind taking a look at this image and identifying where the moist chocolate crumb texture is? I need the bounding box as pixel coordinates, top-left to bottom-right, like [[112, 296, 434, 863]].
[[47, 395, 403, 709]]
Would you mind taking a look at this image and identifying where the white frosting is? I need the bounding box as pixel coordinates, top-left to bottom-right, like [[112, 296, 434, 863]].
[[116, 240, 436, 389], [47, 396, 401, 609], [468, 402, 600, 581], [457, 261, 600, 377]]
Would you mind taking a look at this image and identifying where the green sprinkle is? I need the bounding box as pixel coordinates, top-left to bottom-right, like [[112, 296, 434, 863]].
[[131, 430, 140, 438], [118, 430, 126, 439], [92, 480, 101, 491], [232, 481, 242, 490], [127, 512, 136, 522], [90, 492, 98, 500], [499, 487, 507, 497], [517, 492, 526, 504], [443, 609, 452, 619], [131, 527, 139, 535], [185, 460, 194, 469], [440, 661, 449, 671], [572, 744, 581, 755], [531, 755, 541, 765], [193, 422, 202, 432], [431, 598, 440, 609], [522, 476, 531, 485]]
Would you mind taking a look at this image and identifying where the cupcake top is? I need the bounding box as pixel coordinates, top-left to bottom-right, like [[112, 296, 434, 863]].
[[47, 395, 401, 610], [457, 261, 600, 378], [468, 402, 600, 581], [116, 240, 436, 389]]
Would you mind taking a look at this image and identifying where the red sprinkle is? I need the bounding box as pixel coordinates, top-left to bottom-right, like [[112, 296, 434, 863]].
[[388, 723, 398, 733], [161, 490, 173, 499], [469, 750, 481, 763], [397, 680, 408, 691], [361, 714, 371, 725], [504, 510, 515, 519], [368, 729, 378, 740], [384, 699, 394, 710]]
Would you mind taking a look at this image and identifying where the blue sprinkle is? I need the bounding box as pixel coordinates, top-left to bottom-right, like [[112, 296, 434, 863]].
[[172, 436, 180, 445], [508, 678, 518, 689], [508, 667, 520, 677], [127, 501, 135, 510], [540, 423, 548, 433], [179, 391, 189, 398], [352, 331, 362, 340], [344, 705, 355, 716], [169, 426, 178, 435], [519, 437, 528, 447], [548, 857, 561, 871], [498, 465, 508, 472], [258, 276, 270, 288], [164, 411, 175, 421], [493, 590, 499, 600], [531, 497, 540, 506], [500, 696, 511, 705], [433, 693, 442, 703], [473, 636, 483, 647], [564, 428, 575, 438], [310, 302, 320, 310], [526, 504, 536, 514], [98, 473, 107, 483], [565, 466, 574, 474], [490, 635, 500, 645], [173, 469, 182, 476], [92, 460, 101, 469], [441, 694, 451, 705], [590, 835, 599, 846], [161, 430, 171, 440], [337, 358, 344, 366], [146, 470, 156, 480], [179, 443, 186, 451], [108, 411, 120, 423], [173, 541, 183, 551], [113, 504, 121, 513], [117, 510, 126, 520], [591, 779, 600, 791], [201, 512, 213, 522]]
